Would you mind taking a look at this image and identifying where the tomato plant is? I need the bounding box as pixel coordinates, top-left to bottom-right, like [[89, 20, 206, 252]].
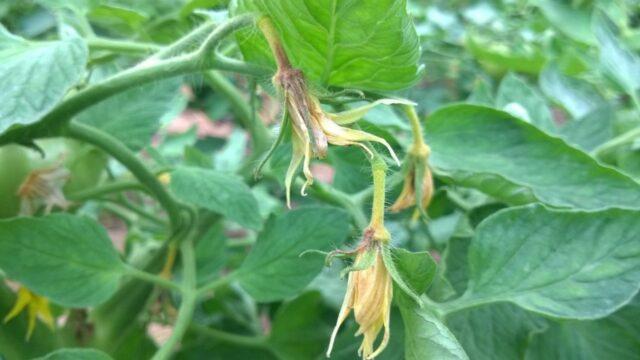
[[1, 1, 640, 359]]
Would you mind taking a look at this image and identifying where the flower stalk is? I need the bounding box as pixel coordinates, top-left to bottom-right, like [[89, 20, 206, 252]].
[[389, 105, 434, 218], [327, 153, 393, 360]]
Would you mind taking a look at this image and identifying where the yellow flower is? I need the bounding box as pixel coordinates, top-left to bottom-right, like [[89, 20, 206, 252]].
[[389, 143, 434, 216], [327, 232, 393, 359], [17, 164, 70, 215], [4, 287, 55, 340]]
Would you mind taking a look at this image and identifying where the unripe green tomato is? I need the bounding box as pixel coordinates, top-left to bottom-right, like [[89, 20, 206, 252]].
[[0, 145, 32, 218]]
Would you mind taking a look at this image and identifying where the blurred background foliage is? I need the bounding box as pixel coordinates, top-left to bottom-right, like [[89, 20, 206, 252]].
[[1, 0, 640, 359]]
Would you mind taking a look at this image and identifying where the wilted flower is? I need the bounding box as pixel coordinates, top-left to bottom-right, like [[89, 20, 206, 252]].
[[256, 16, 411, 207], [389, 143, 433, 216], [17, 164, 70, 215], [327, 228, 393, 360], [274, 68, 409, 207], [4, 287, 55, 340]]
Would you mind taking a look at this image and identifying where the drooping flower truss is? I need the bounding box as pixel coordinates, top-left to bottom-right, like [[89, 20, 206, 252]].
[[4, 287, 55, 340], [255, 16, 412, 207], [255, 16, 430, 360], [389, 106, 434, 218]]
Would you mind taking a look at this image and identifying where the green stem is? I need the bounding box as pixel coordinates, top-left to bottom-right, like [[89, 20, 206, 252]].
[[592, 125, 640, 159], [0, 15, 268, 146], [114, 196, 167, 226], [152, 238, 198, 360], [64, 122, 183, 233], [368, 155, 387, 230], [67, 180, 148, 201], [87, 37, 161, 54], [196, 272, 236, 299], [204, 71, 271, 152], [189, 323, 268, 349], [403, 105, 426, 149], [125, 266, 182, 292], [150, 21, 217, 60]]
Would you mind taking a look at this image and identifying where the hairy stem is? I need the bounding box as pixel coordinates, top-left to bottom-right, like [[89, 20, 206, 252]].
[[368, 155, 387, 231], [204, 71, 271, 152], [403, 105, 427, 151], [64, 122, 183, 233], [0, 15, 268, 146], [152, 238, 198, 360], [67, 180, 148, 201], [189, 323, 268, 349], [125, 266, 182, 292]]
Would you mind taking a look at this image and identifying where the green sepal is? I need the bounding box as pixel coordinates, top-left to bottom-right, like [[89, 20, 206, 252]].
[[381, 245, 424, 307], [412, 153, 430, 221], [339, 247, 377, 278], [254, 108, 291, 179]]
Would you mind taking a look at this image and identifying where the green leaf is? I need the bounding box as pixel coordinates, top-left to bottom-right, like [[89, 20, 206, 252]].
[[466, 78, 494, 106], [460, 204, 640, 319], [539, 64, 606, 119], [534, 0, 594, 45], [442, 237, 471, 296], [400, 306, 468, 360], [35, 348, 113, 360], [593, 12, 640, 98], [386, 248, 437, 307], [496, 73, 556, 133], [0, 214, 125, 308], [425, 104, 640, 210], [236, 206, 349, 302], [268, 292, 329, 360], [559, 106, 614, 152], [77, 77, 185, 151], [465, 32, 546, 76], [195, 223, 228, 285], [233, 0, 421, 91], [447, 303, 547, 360], [0, 27, 87, 135], [525, 296, 640, 360], [170, 166, 263, 230]]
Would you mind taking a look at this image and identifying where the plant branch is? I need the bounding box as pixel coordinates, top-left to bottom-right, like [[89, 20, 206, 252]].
[[67, 180, 148, 201], [204, 71, 271, 152], [0, 15, 268, 146], [152, 238, 198, 360], [125, 266, 182, 292], [403, 105, 426, 150], [189, 323, 268, 349], [64, 122, 183, 233], [87, 37, 162, 55], [592, 125, 640, 159]]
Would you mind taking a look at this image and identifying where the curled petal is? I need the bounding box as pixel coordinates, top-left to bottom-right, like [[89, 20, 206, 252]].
[[328, 98, 417, 125], [327, 274, 356, 357], [285, 135, 305, 209], [320, 118, 400, 165]]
